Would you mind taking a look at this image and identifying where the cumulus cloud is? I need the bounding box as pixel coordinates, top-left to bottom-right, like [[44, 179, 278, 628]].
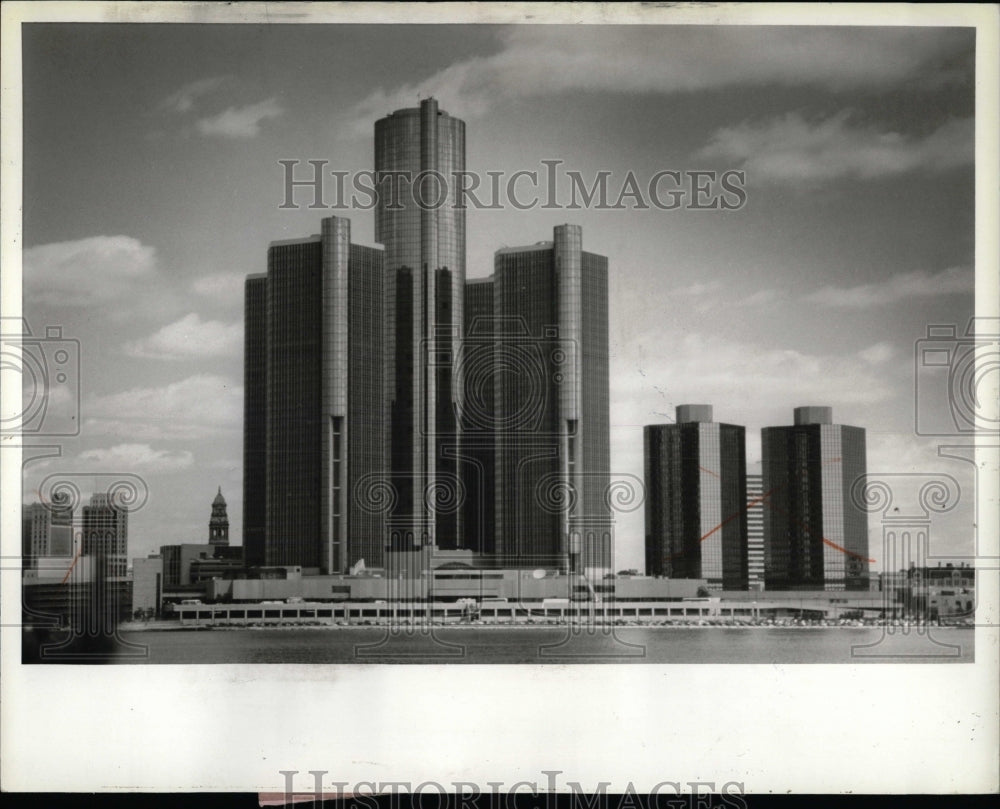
[[85, 374, 242, 440], [698, 112, 973, 184], [859, 342, 897, 365], [679, 284, 790, 313], [619, 333, 896, 420], [611, 332, 898, 491], [24, 235, 157, 306], [667, 266, 970, 313], [805, 266, 972, 308], [123, 313, 242, 360], [192, 272, 247, 303], [78, 443, 194, 473], [346, 27, 970, 134], [158, 75, 231, 114], [196, 97, 283, 138]]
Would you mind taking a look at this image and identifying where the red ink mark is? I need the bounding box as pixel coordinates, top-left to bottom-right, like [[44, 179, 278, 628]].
[[60, 548, 82, 584], [697, 487, 777, 543], [821, 538, 876, 563], [669, 489, 777, 558], [765, 495, 877, 564], [666, 484, 877, 565]]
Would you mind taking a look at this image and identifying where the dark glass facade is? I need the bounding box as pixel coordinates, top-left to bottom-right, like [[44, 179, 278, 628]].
[[347, 242, 387, 566], [266, 239, 324, 568], [243, 274, 267, 567], [461, 278, 496, 554], [246, 217, 385, 573], [761, 409, 869, 591], [579, 250, 612, 573], [484, 225, 611, 571], [493, 246, 560, 565], [375, 98, 465, 551], [643, 411, 748, 590]]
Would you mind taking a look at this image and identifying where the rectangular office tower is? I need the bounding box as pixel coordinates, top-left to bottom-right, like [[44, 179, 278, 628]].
[[466, 224, 610, 572], [761, 406, 869, 591], [644, 405, 748, 590], [243, 216, 385, 573], [375, 97, 466, 551], [82, 492, 128, 579], [22, 500, 74, 563]]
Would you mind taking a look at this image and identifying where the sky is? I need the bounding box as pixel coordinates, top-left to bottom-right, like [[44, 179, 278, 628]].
[[17, 22, 980, 572]]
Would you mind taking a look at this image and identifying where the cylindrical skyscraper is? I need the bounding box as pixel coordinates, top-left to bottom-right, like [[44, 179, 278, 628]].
[[375, 98, 466, 550]]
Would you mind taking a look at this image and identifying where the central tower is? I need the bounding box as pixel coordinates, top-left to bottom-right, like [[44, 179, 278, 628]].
[[375, 98, 466, 550]]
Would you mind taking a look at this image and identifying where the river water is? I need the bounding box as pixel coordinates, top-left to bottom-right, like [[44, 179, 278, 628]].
[[96, 626, 976, 664]]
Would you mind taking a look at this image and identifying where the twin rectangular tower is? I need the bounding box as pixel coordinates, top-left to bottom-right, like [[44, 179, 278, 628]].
[[244, 99, 611, 574], [644, 405, 869, 591]]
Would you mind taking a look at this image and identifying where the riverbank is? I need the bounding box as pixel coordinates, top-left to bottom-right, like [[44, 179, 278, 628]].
[[118, 617, 975, 632], [92, 624, 979, 664]]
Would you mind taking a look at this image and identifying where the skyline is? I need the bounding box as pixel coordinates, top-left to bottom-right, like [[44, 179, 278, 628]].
[[18, 23, 979, 572]]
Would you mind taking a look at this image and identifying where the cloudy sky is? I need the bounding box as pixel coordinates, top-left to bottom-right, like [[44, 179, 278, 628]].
[[19, 21, 979, 571]]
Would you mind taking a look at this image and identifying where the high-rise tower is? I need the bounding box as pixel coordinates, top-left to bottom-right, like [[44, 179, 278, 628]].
[[22, 498, 74, 563], [761, 406, 869, 591], [243, 273, 267, 567], [375, 98, 466, 551], [470, 224, 610, 572], [644, 405, 748, 590], [244, 216, 385, 572], [82, 492, 128, 579]]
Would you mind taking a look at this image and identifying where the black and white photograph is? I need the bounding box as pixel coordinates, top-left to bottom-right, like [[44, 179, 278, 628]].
[[2, 0, 997, 795]]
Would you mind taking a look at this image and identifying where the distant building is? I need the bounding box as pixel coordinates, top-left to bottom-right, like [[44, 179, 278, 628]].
[[22, 498, 74, 564], [22, 554, 96, 628], [880, 563, 975, 620], [762, 406, 869, 591], [189, 548, 245, 585], [132, 555, 163, 617], [81, 493, 128, 578], [200, 549, 706, 605], [746, 474, 766, 591], [209, 487, 229, 546], [159, 543, 242, 590], [644, 405, 748, 590]]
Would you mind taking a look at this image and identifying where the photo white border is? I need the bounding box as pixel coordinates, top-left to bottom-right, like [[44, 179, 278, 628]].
[[2, 1, 998, 794]]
